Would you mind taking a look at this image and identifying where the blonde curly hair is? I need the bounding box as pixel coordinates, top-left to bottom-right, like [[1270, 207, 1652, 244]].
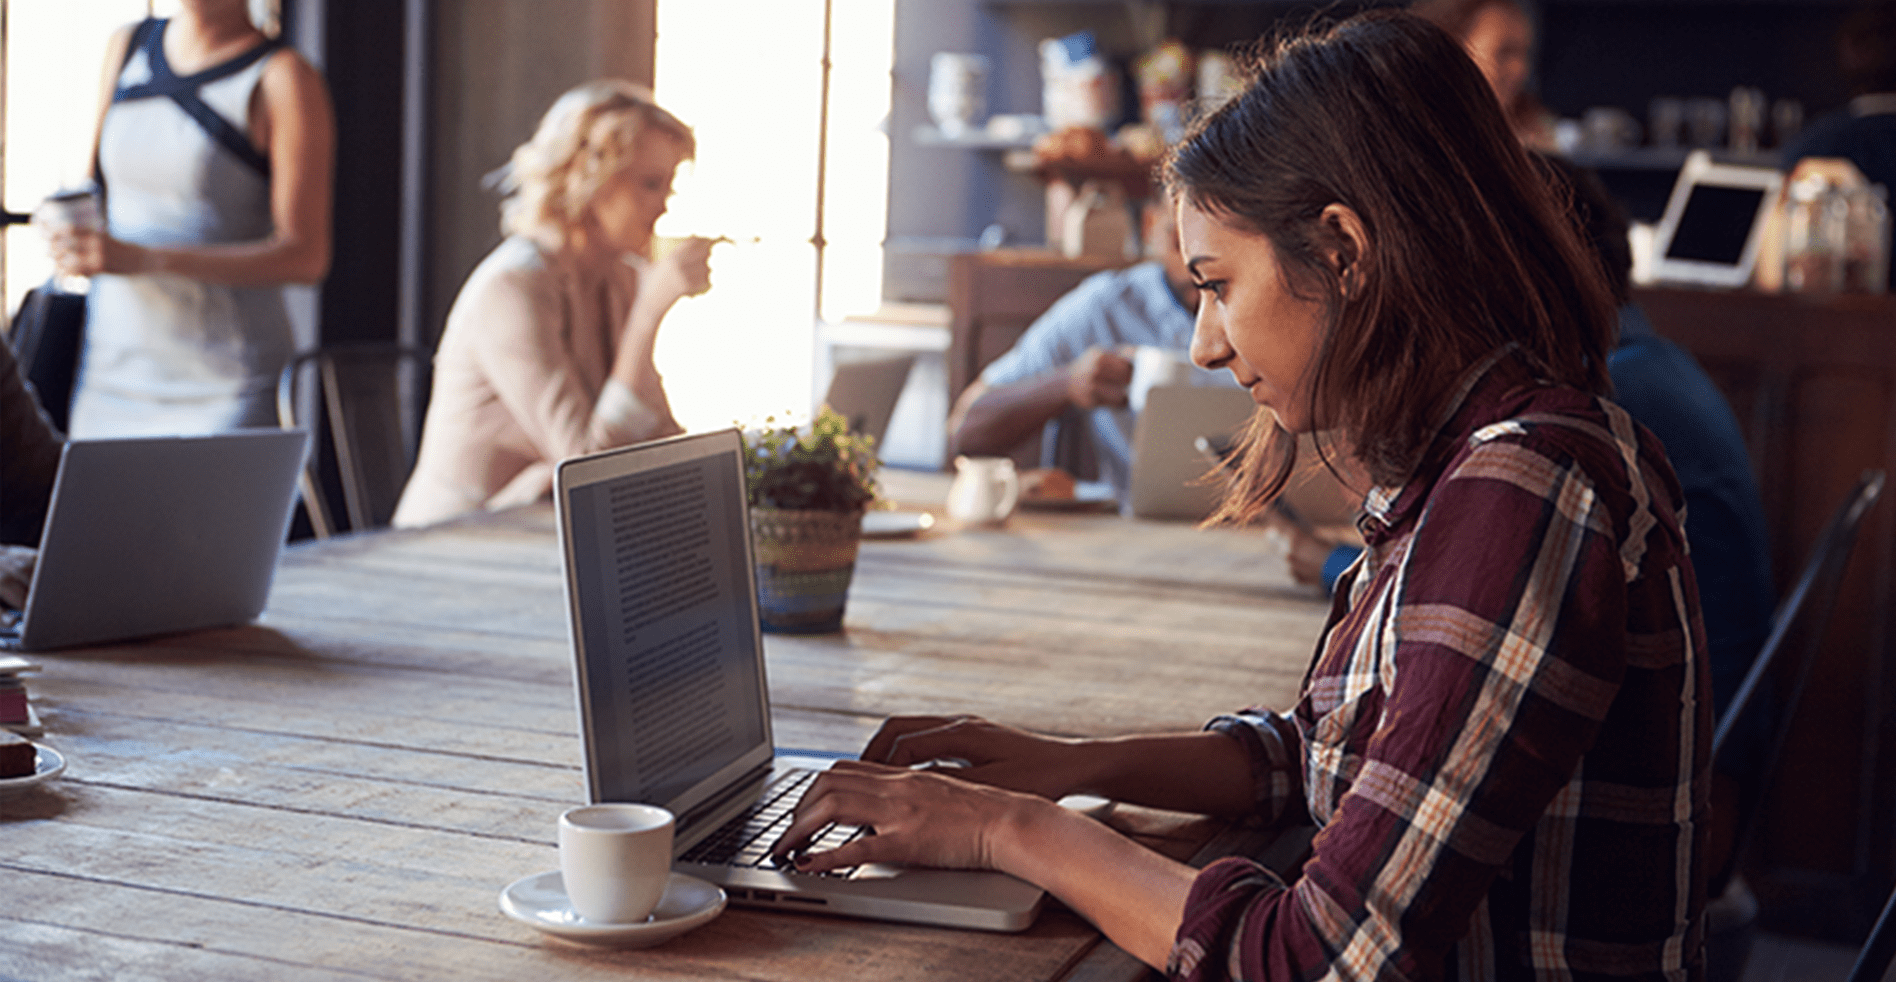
[[494, 79, 695, 248]]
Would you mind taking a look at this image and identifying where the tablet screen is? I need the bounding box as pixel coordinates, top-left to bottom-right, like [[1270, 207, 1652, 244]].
[[1665, 184, 1769, 266]]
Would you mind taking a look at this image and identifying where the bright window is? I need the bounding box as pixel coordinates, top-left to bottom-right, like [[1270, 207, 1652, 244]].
[[651, 0, 893, 432], [3, 0, 153, 316]]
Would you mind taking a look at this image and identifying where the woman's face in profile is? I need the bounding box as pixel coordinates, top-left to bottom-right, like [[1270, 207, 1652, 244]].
[[1177, 199, 1327, 433], [588, 134, 687, 257], [1462, 3, 1533, 109]]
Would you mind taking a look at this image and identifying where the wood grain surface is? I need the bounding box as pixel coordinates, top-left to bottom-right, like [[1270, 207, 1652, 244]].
[[1, 481, 1328, 982]]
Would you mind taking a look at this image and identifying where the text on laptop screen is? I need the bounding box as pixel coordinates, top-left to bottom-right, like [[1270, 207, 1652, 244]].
[[1666, 184, 1767, 265], [565, 453, 766, 805]]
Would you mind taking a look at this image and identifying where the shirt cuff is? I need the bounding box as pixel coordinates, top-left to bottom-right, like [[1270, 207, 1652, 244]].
[[1206, 710, 1301, 825], [594, 377, 665, 444]]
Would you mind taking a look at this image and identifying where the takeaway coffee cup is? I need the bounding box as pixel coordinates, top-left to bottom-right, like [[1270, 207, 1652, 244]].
[[558, 803, 675, 923], [33, 187, 103, 234]]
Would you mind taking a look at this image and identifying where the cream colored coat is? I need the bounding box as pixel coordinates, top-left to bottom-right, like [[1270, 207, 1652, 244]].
[[393, 236, 666, 527]]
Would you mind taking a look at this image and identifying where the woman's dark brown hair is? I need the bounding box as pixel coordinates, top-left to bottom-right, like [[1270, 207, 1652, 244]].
[[1165, 11, 1615, 525]]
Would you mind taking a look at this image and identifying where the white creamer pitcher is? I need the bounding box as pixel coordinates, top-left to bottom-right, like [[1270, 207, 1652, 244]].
[[947, 456, 1020, 526]]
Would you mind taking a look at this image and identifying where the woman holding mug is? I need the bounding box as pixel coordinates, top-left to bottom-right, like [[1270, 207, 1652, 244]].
[[776, 13, 1709, 981], [394, 80, 712, 527], [49, 0, 334, 437]]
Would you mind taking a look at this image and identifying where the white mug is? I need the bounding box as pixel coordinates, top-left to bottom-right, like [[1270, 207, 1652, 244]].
[[1128, 345, 1194, 414], [947, 456, 1020, 525], [558, 803, 674, 923]]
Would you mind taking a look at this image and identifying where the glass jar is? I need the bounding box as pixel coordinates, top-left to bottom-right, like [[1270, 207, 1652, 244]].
[[1782, 175, 1849, 293]]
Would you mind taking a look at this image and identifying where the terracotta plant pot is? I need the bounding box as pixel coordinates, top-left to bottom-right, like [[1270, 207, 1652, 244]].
[[749, 508, 864, 634]]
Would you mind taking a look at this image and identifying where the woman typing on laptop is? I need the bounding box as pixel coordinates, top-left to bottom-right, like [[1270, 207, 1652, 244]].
[[777, 13, 1710, 981]]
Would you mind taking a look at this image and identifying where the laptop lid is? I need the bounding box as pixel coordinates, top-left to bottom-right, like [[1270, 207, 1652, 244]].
[[556, 430, 1049, 931], [17, 428, 309, 651], [1650, 150, 1783, 289], [554, 429, 775, 817], [821, 354, 915, 446], [1128, 385, 1258, 520]]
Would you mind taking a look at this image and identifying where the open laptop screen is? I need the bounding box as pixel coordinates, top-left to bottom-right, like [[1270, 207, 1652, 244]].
[[561, 434, 768, 807]]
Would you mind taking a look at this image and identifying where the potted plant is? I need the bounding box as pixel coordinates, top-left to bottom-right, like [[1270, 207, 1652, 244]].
[[742, 407, 880, 633]]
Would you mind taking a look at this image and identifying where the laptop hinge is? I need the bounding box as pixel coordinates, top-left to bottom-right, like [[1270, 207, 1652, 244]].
[[676, 762, 774, 838]]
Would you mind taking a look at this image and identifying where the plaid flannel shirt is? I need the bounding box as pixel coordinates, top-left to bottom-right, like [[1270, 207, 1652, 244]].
[[1171, 352, 1711, 982]]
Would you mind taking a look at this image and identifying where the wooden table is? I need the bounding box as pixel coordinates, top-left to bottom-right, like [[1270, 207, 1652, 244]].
[[1, 474, 1329, 981]]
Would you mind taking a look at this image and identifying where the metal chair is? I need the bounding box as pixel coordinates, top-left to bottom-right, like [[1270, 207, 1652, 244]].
[[276, 345, 431, 538], [1703, 471, 1885, 982], [1848, 884, 1896, 982]]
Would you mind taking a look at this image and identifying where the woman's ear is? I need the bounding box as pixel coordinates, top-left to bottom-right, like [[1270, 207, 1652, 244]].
[[1319, 203, 1370, 296]]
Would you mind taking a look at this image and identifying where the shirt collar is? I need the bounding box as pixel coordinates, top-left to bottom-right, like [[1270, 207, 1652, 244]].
[[1358, 346, 1538, 544]]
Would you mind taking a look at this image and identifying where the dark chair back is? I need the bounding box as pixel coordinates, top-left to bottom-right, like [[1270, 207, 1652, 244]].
[[277, 345, 431, 538], [1847, 884, 1896, 982], [1711, 469, 1886, 883]]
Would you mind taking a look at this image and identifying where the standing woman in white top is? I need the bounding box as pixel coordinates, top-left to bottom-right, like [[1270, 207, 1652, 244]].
[[47, 0, 334, 438], [391, 80, 713, 528]]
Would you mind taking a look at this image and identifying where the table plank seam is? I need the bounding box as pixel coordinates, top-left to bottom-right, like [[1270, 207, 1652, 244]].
[[54, 781, 559, 844], [1, 864, 537, 953]]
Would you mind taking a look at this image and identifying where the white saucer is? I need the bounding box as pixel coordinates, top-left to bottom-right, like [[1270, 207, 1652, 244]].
[[862, 510, 935, 539], [499, 871, 725, 947], [0, 745, 65, 799]]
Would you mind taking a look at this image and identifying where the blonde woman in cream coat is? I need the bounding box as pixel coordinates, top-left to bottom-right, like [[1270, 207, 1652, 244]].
[[394, 81, 714, 527]]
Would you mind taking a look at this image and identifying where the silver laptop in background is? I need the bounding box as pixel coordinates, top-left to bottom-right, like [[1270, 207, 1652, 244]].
[[554, 429, 1046, 931], [1127, 385, 1258, 520], [1, 429, 309, 652], [821, 354, 914, 446]]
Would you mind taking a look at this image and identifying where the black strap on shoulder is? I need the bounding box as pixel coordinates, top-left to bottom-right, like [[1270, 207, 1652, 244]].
[[112, 18, 280, 179]]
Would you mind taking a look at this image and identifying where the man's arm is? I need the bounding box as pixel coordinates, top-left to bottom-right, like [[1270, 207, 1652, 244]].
[[949, 347, 1133, 457]]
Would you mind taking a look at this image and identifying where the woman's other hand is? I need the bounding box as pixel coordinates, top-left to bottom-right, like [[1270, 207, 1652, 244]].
[[771, 760, 1048, 873], [863, 714, 1088, 801]]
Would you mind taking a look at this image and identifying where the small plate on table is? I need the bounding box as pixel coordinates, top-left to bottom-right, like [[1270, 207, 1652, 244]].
[[1018, 480, 1120, 513], [500, 870, 726, 948], [862, 510, 936, 539], [0, 744, 66, 799]]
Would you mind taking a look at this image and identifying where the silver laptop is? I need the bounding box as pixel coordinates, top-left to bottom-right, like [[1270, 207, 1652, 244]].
[[1127, 385, 1258, 520], [821, 354, 914, 446], [0, 429, 309, 652], [554, 429, 1045, 931]]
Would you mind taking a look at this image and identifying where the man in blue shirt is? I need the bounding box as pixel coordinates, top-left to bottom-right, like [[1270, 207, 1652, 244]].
[[948, 201, 1221, 497]]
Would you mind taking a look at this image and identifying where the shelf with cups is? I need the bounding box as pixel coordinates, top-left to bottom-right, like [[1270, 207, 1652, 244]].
[[911, 125, 1043, 172]]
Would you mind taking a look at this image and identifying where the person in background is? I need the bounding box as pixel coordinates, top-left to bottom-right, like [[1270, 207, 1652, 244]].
[[776, 13, 1709, 979], [0, 336, 64, 608], [1410, 0, 1556, 150], [947, 200, 1218, 499], [1781, 3, 1896, 191], [48, 0, 334, 438], [393, 81, 712, 528]]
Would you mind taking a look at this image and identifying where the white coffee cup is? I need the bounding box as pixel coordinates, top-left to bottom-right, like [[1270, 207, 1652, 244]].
[[558, 803, 675, 923], [1128, 345, 1194, 414], [947, 455, 1020, 525]]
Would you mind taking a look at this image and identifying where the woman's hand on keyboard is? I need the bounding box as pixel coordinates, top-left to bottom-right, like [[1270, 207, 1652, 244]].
[[770, 760, 1049, 874], [860, 715, 1091, 801]]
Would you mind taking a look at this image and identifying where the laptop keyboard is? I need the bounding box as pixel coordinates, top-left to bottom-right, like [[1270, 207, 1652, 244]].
[[679, 768, 867, 877]]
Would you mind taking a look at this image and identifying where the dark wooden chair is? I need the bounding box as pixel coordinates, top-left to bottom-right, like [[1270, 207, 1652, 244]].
[[276, 345, 431, 538]]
